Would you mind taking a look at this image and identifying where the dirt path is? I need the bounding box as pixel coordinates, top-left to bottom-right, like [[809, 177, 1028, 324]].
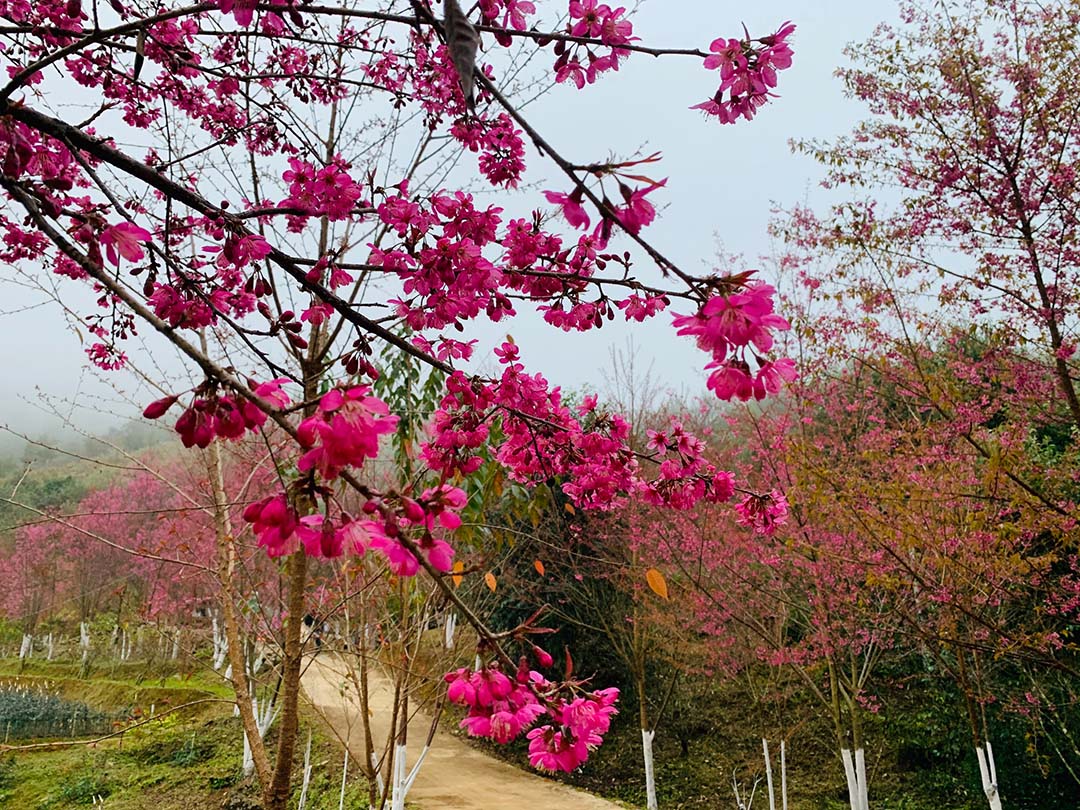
[[301, 654, 624, 810]]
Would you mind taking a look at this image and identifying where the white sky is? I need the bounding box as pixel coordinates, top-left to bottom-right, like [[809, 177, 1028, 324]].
[[0, 0, 898, 447]]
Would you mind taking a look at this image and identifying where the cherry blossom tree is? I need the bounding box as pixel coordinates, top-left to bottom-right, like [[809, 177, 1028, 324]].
[[0, 1, 800, 806], [769, 1, 1080, 803], [0, 523, 61, 660]]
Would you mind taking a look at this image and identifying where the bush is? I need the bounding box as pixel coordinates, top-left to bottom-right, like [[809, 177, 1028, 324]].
[[0, 679, 114, 739], [53, 766, 112, 806]]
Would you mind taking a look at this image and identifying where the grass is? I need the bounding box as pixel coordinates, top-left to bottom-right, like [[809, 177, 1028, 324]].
[[0, 658, 235, 699], [1, 712, 249, 809], [0, 658, 371, 810]]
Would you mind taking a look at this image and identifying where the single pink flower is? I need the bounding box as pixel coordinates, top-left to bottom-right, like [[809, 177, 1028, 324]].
[[100, 222, 151, 266]]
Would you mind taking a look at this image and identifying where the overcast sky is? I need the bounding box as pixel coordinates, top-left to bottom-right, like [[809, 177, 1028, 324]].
[[0, 0, 898, 449]]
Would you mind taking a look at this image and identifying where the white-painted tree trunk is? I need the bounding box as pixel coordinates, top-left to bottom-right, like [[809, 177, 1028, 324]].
[[18, 634, 32, 659], [370, 752, 385, 798], [444, 612, 457, 649], [841, 748, 868, 810], [211, 615, 228, 671], [339, 748, 349, 810], [297, 731, 313, 810], [171, 628, 181, 659], [383, 740, 432, 810], [45, 633, 54, 660], [242, 692, 281, 777], [763, 739, 776, 810], [780, 740, 788, 810], [642, 728, 658, 810], [80, 622, 91, 665], [390, 743, 408, 810], [976, 743, 1004, 810], [855, 748, 869, 810], [731, 773, 759, 810]]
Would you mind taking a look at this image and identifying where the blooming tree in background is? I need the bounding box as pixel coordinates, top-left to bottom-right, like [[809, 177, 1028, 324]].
[[0, 1, 796, 807], [758, 3, 1080, 804]]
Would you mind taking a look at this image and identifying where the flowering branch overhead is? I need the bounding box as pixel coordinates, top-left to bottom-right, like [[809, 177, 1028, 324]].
[[0, 0, 797, 792]]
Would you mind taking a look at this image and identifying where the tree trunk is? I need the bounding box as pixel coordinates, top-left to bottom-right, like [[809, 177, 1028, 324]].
[[444, 611, 457, 649], [642, 728, 657, 810], [976, 743, 1004, 810], [339, 748, 349, 810], [854, 747, 869, 810], [636, 670, 658, 810], [780, 740, 788, 810], [763, 739, 776, 810], [297, 731, 313, 810], [265, 549, 309, 810], [206, 434, 274, 792], [841, 748, 861, 810]]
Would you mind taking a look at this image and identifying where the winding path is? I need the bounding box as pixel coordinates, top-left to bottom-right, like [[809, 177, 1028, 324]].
[[301, 654, 624, 810]]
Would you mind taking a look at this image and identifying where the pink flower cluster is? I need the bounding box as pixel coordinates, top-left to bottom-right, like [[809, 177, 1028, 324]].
[[543, 188, 590, 230], [451, 113, 527, 189], [214, 0, 259, 27], [0, 120, 74, 189], [0, 0, 83, 46], [243, 494, 302, 557], [446, 665, 547, 744], [527, 688, 620, 772], [734, 490, 790, 536], [363, 180, 674, 341], [243, 499, 378, 560], [148, 283, 232, 330], [296, 514, 382, 559], [243, 484, 466, 566], [693, 22, 795, 123], [554, 1, 635, 89], [444, 662, 619, 772], [297, 386, 399, 479], [281, 157, 365, 227], [423, 343, 747, 512], [213, 0, 295, 29], [87, 342, 127, 370], [373, 185, 514, 332], [422, 343, 639, 509], [672, 281, 798, 401], [642, 419, 736, 509], [542, 161, 665, 246], [213, 233, 272, 270], [142, 379, 290, 449], [364, 485, 464, 575], [480, 0, 537, 45]]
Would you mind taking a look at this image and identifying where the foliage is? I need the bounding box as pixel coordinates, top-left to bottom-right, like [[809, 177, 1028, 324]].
[[0, 679, 113, 740]]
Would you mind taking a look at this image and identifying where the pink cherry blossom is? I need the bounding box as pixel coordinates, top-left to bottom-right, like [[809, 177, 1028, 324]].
[[100, 222, 151, 266]]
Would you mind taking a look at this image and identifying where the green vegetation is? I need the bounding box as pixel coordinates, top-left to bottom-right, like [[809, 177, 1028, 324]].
[[0, 679, 114, 740], [0, 663, 367, 810], [463, 673, 1003, 810]]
